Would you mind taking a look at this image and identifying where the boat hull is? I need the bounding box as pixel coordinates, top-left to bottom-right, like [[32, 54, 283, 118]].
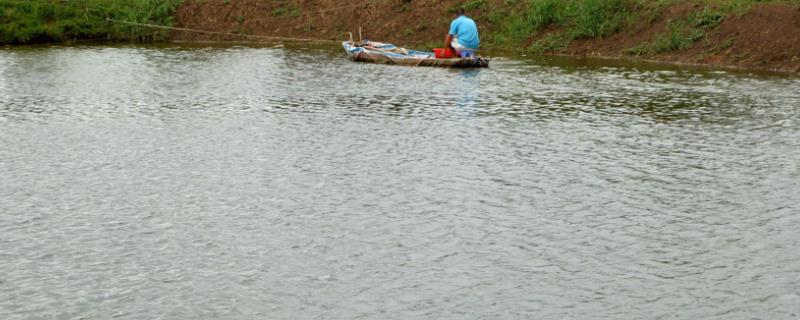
[[343, 41, 489, 68]]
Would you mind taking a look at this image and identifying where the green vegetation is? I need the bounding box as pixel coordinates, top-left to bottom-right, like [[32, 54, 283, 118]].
[[626, 21, 705, 55], [484, 0, 798, 55], [625, 3, 736, 56], [488, 0, 632, 49], [0, 0, 183, 44], [3, 0, 799, 51]]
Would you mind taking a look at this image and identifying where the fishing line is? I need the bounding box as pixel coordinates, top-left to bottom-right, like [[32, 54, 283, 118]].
[[105, 18, 339, 43]]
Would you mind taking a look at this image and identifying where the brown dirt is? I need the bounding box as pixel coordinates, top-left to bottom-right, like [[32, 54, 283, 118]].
[[172, 0, 800, 73], [172, 0, 465, 45], [561, 2, 800, 72], [686, 3, 800, 72]]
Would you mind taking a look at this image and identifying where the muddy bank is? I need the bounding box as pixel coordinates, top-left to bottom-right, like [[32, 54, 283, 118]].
[[567, 2, 800, 73], [171, 0, 800, 72]]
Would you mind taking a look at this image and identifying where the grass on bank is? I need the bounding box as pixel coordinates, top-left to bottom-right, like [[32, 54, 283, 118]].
[[625, 7, 725, 56], [0, 0, 183, 44], [481, 0, 799, 54], [487, 0, 633, 50]]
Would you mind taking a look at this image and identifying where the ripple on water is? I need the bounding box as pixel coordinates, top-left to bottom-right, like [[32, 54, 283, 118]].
[[1, 45, 799, 319]]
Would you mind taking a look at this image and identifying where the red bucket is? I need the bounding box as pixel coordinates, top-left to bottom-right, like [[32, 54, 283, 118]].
[[433, 48, 454, 59]]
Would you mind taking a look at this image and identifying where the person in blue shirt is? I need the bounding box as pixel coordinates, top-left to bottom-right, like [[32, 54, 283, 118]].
[[445, 8, 480, 58]]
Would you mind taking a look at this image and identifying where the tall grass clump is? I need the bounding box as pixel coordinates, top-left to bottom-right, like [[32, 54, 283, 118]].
[[490, 0, 633, 49], [514, 0, 632, 38], [491, 0, 567, 45], [526, 0, 568, 30], [570, 0, 630, 38], [0, 0, 183, 44]]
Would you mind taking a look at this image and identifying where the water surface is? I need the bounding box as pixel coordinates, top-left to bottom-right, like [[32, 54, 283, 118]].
[[1, 44, 799, 319]]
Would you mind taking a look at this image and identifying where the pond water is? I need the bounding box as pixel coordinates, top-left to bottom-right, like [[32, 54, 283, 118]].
[[1, 44, 799, 319]]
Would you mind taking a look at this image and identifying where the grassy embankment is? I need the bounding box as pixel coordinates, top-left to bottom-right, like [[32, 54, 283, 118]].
[[3, 0, 799, 71], [0, 0, 182, 44], [471, 0, 799, 54]]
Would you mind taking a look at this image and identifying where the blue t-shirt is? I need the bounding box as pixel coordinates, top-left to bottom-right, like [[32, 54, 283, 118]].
[[449, 15, 480, 49]]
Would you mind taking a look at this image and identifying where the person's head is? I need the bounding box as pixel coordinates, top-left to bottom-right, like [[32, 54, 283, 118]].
[[455, 8, 465, 17]]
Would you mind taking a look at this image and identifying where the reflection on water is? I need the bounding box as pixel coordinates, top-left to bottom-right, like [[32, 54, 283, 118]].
[[453, 69, 481, 115], [1, 44, 799, 319]]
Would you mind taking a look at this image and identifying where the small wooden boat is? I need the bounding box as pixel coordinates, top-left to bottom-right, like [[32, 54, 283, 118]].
[[343, 41, 489, 68]]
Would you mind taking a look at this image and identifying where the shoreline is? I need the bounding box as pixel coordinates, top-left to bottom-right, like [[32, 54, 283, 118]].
[[4, 38, 798, 77]]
